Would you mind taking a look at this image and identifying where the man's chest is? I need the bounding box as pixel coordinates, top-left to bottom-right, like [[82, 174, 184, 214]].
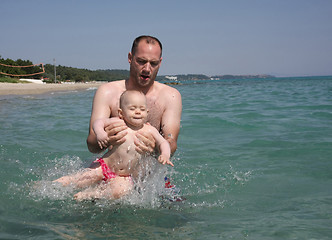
[[146, 99, 164, 132]]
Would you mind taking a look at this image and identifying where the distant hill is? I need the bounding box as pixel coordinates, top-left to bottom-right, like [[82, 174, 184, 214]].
[[158, 74, 275, 81], [1, 56, 275, 83], [210, 74, 275, 80]]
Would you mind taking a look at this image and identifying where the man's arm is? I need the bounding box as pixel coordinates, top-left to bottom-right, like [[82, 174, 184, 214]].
[[86, 83, 127, 153], [161, 88, 182, 155]]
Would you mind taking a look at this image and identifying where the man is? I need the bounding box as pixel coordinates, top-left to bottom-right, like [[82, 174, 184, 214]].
[[87, 35, 182, 157]]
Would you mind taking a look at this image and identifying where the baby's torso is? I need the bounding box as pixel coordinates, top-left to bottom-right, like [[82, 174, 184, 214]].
[[102, 129, 141, 177]]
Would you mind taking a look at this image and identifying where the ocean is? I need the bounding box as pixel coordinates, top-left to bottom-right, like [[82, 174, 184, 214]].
[[0, 76, 331, 239]]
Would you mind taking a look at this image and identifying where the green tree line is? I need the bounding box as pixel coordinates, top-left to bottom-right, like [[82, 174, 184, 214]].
[[0, 56, 129, 82], [43, 64, 129, 82], [0, 56, 43, 78]]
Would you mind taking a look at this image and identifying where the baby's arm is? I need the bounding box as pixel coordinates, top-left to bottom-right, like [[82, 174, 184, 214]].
[[148, 126, 173, 166], [93, 118, 120, 149]]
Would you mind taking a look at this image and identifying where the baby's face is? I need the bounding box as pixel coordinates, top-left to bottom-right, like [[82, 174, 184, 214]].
[[121, 93, 148, 127]]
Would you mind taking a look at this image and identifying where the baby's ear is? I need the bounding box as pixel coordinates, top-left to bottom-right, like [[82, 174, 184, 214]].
[[118, 108, 123, 119]]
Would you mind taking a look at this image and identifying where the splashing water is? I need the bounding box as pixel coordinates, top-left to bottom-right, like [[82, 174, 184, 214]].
[[27, 155, 180, 208]]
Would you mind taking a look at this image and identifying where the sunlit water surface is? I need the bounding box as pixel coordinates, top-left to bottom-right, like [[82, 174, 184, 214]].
[[1, 77, 332, 239]]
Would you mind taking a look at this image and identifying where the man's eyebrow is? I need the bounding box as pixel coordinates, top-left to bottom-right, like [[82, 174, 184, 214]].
[[136, 57, 160, 62]]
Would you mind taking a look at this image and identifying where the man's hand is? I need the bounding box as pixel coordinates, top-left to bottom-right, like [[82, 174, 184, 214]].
[[135, 129, 156, 154], [104, 119, 128, 148]]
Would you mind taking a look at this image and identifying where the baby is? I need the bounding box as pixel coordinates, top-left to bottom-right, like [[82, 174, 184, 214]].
[[54, 90, 173, 200]]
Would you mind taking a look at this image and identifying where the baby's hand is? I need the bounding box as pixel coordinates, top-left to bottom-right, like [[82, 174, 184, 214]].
[[158, 155, 174, 167], [97, 138, 110, 149], [97, 132, 110, 149]]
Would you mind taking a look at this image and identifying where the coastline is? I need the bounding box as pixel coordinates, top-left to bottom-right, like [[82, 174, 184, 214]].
[[0, 82, 106, 96]]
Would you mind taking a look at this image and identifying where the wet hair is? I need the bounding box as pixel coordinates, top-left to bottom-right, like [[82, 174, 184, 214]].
[[131, 35, 163, 57], [119, 90, 146, 109]]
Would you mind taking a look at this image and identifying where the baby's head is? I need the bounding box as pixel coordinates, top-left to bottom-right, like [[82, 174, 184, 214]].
[[118, 90, 148, 128]]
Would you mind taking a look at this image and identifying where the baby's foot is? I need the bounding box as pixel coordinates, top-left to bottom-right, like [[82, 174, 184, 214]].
[[74, 192, 87, 201]]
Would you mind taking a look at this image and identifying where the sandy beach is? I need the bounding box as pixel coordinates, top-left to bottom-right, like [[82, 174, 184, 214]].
[[0, 82, 106, 96]]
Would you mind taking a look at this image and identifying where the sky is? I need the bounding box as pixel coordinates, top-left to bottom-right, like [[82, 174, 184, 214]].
[[1, 0, 332, 77]]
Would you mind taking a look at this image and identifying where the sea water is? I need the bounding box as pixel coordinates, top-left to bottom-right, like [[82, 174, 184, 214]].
[[0, 76, 331, 239]]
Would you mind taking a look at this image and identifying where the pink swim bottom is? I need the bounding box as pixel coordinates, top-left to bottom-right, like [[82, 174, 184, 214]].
[[94, 158, 118, 181]]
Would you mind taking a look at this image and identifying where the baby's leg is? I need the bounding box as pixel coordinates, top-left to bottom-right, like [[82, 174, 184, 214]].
[[54, 167, 103, 188], [109, 176, 134, 199], [74, 176, 133, 201], [74, 184, 111, 200]]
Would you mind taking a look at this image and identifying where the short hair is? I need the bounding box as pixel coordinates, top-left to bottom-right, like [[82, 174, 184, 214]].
[[119, 90, 146, 109], [131, 35, 163, 57]]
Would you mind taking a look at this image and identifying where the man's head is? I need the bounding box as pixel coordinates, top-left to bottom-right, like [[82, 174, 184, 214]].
[[118, 90, 148, 128], [128, 35, 163, 89], [131, 35, 162, 58]]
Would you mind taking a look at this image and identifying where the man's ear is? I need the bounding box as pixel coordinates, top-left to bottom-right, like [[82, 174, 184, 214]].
[[118, 108, 123, 119], [128, 52, 132, 64]]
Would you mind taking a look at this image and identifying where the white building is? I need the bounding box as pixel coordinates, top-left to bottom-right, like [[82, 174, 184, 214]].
[[165, 76, 178, 81]]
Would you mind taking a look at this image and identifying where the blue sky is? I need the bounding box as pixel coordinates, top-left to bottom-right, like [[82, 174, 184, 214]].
[[1, 0, 331, 77]]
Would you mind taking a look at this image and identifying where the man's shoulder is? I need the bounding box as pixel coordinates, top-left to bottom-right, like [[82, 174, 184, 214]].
[[155, 81, 181, 95], [97, 80, 126, 95], [102, 80, 126, 89]]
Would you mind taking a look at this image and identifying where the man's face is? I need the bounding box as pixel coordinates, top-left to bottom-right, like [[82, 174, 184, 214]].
[[128, 41, 162, 88]]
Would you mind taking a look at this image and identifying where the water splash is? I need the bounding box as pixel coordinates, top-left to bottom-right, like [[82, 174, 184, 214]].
[[26, 155, 177, 208], [26, 155, 85, 201], [14, 152, 254, 212]]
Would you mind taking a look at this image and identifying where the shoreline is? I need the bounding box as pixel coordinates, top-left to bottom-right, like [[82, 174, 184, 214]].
[[0, 82, 106, 96]]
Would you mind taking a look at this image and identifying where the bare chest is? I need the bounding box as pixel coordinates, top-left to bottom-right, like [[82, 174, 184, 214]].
[[146, 97, 164, 132]]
